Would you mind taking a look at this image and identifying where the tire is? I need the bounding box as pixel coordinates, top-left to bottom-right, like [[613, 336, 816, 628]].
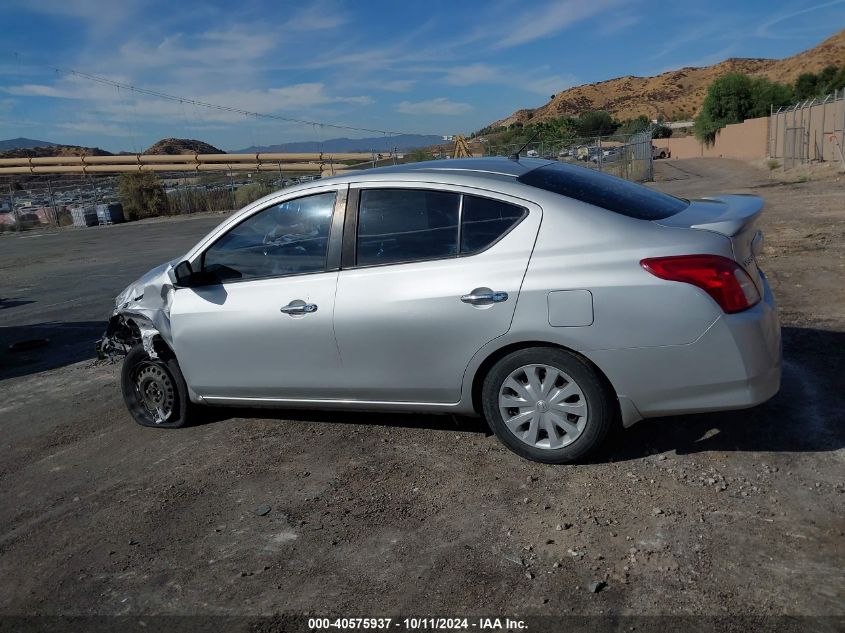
[[121, 343, 195, 429], [481, 347, 614, 464]]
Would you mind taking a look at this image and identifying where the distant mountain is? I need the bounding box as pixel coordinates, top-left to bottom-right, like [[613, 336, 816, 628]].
[[0, 145, 112, 159], [143, 138, 224, 155], [0, 137, 59, 151], [234, 134, 445, 153]]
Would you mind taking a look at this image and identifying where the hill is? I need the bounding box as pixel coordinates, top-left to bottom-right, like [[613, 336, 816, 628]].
[[0, 137, 59, 151], [234, 134, 446, 153], [490, 28, 845, 127], [143, 138, 224, 155], [0, 144, 112, 159]]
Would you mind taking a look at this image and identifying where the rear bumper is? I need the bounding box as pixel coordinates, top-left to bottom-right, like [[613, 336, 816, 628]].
[[588, 273, 781, 421]]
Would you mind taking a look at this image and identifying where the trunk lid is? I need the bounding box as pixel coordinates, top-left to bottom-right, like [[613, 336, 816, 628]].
[[654, 194, 766, 292]]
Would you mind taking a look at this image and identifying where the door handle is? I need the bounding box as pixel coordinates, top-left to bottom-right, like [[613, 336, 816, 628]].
[[460, 288, 509, 305], [280, 300, 318, 315]]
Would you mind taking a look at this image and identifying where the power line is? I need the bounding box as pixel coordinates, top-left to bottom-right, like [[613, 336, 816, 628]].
[[15, 57, 424, 138]]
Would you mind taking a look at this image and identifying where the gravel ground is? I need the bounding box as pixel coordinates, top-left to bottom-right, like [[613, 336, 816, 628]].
[[0, 159, 842, 630]]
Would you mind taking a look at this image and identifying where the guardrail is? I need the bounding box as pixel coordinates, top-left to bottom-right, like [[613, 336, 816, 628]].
[[0, 152, 376, 175]]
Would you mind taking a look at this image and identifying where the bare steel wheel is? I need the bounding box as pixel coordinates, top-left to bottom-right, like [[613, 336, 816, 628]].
[[499, 364, 588, 449], [482, 347, 614, 464], [121, 344, 195, 429], [134, 363, 176, 425]]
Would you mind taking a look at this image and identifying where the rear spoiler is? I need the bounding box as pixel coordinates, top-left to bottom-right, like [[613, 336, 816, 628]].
[[654, 194, 763, 237]]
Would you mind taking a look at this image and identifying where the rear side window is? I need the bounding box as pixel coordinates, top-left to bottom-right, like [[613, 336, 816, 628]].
[[460, 196, 526, 255], [518, 162, 687, 220], [357, 189, 460, 266], [355, 189, 528, 266]]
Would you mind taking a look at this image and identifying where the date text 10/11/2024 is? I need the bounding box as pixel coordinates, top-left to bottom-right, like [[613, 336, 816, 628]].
[[308, 618, 528, 630]]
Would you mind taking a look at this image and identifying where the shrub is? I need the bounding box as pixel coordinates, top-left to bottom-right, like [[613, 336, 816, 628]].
[[117, 172, 170, 221], [234, 182, 273, 208]]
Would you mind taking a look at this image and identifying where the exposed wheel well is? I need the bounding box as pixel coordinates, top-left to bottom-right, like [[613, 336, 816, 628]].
[[106, 315, 174, 359], [470, 341, 619, 417]]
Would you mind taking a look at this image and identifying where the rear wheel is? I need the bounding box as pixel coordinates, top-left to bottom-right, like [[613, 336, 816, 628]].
[[121, 344, 195, 428], [482, 347, 614, 464]]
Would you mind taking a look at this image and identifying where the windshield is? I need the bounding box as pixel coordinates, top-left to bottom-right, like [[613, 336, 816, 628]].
[[518, 162, 688, 220]]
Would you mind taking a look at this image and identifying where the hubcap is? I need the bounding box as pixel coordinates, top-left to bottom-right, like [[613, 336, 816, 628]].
[[498, 364, 588, 450], [135, 364, 175, 424]]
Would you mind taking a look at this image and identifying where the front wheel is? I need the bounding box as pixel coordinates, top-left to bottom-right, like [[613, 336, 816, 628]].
[[121, 344, 195, 428], [481, 347, 614, 464]]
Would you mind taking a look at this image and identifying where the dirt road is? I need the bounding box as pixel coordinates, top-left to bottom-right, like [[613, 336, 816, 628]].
[[1, 159, 842, 629]]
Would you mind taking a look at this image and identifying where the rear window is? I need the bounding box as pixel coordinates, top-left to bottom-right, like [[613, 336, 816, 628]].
[[517, 162, 687, 220]]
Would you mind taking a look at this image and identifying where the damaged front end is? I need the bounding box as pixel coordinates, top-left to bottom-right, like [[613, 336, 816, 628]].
[[96, 261, 178, 362]]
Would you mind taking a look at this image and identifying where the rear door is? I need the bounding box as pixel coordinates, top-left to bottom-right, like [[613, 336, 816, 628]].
[[332, 183, 541, 404]]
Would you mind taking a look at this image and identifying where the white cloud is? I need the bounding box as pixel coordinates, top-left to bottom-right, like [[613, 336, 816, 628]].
[[756, 0, 845, 38], [380, 80, 417, 92], [496, 0, 622, 48], [287, 2, 348, 30], [396, 98, 473, 115], [5, 0, 140, 27], [57, 121, 136, 137], [444, 64, 502, 85], [598, 14, 640, 35], [118, 25, 277, 70], [521, 74, 577, 96]]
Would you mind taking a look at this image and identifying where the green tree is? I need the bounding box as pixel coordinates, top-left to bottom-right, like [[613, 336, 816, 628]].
[[820, 65, 845, 94], [616, 115, 650, 135], [749, 78, 793, 116], [117, 171, 170, 221], [794, 72, 819, 99], [694, 74, 793, 144], [651, 123, 673, 139], [577, 110, 618, 136]]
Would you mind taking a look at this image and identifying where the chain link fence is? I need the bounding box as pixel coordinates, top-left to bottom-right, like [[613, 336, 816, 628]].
[[769, 88, 845, 169], [485, 130, 654, 182]]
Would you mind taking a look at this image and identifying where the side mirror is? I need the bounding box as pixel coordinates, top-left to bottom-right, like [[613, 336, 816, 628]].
[[172, 261, 194, 287]]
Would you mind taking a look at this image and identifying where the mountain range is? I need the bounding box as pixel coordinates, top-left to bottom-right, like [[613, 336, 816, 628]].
[[233, 135, 446, 153], [0, 134, 444, 157], [0, 137, 58, 151]]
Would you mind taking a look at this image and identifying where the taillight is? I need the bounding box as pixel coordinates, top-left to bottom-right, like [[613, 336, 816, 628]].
[[641, 254, 761, 314]]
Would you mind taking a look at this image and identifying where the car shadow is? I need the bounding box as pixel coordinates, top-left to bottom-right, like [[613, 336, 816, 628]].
[[593, 325, 845, 461], [200, 326, 844, 458], [0, 321, 105, 381], [0, 298, 36, 310], [198, 405, 490, 435]]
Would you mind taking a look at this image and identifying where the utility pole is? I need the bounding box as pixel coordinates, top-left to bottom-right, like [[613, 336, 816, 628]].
[[229, 172, 236, 210], [46, 179, 58, 226], [8, 183, 19, 231]]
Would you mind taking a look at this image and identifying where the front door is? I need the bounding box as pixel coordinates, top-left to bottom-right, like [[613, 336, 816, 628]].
[[170, 189, 343, 400], [332, 185, 541, 403]]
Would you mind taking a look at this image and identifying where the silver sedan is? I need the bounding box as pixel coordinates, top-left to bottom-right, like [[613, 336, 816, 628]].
[[99, 158, 781, 463]]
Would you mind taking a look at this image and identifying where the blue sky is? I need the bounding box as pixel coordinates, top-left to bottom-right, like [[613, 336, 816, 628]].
[[0, 0, 842, 152]]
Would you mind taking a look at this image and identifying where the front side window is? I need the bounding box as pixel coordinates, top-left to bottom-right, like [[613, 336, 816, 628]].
[[203, 191, 336, 281], [356, 189, 460, 266]]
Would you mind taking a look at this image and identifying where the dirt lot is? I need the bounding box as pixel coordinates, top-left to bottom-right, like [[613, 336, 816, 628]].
[[0, 159, 843, 630]]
